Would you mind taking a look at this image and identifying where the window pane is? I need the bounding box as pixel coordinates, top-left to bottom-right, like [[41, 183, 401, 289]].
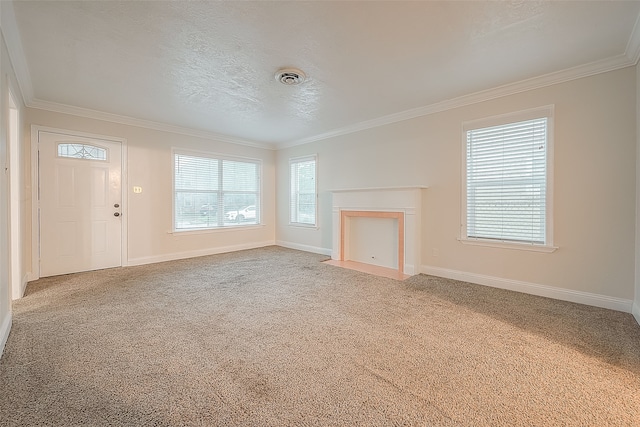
[[175, 155, 218, 191], [296, 161, 315, 192], [290, 157, 316, 225], [296, 193, 316, 224], [175, 192, 218, 230], [58, 143, 107, 161], [174, 152, 260, 231], [223, 160, 257, 192], [222, 194, 258, 225], [466, 117, 547, 244]]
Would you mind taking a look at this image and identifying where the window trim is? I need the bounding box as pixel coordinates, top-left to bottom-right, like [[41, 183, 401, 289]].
[[460, 105, 557, 252], [172, 148, 263, 232], [289, 154, 318, 228]]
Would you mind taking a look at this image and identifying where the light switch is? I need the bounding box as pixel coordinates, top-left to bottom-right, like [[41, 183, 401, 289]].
[[133, 186, 143, 194]]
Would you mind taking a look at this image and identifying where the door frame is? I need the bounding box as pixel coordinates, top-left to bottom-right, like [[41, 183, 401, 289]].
[[30, 125, 129, 280], [8, 90, 23, 299]]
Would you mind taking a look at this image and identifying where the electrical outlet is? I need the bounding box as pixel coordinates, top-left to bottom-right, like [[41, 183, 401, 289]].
[[432, 248, 439, 257]]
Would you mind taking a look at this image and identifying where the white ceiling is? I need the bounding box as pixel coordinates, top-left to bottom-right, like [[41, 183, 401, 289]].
[[8, 1, 640, 149]]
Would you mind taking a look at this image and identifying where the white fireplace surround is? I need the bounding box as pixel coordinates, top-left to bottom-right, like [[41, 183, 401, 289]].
[[331, 186, 427, 275]]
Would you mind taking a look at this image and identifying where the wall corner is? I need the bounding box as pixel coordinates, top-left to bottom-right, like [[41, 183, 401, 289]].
[[0, 311, 11, 359]]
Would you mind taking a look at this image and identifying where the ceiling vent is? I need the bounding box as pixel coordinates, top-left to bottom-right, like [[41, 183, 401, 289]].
[[275, 68, 306, 85]]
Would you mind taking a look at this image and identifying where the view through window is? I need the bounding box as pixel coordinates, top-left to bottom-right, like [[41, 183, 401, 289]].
[[290, 155, 317, 226], [464, 108, 552, 246], [174, 152, 260, 230]]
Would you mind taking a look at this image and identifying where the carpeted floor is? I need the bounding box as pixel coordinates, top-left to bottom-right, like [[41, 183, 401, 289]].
[[1, 246, 639, 426]]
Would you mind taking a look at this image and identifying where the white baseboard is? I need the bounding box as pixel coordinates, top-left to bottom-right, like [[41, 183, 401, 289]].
[[127, 240, 276, 266], [0, 312, 12, 359], [633, 301, 640, 326], [276, 240, 332, 256], [421, 265, 633, 313]]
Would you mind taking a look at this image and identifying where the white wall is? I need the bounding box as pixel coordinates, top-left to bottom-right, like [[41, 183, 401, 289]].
[[0, 10, 27, 355], [25, 109, 276, 272], [0, 25, 10, 358], [277, 67, 637, 312], [8, 65, 26, 300]]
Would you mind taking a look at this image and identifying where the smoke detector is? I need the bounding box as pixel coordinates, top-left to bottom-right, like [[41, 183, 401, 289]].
[[275, 68, 306, 85]]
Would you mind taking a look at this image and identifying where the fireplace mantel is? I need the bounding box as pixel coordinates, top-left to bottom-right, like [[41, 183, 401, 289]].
[[331, 186, 427, 276]]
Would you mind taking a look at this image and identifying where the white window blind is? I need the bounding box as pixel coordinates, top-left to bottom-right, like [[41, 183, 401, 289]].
[[290, 156, 317, 226], [465, 117, 548, 244], [174, 152, 260, 230]]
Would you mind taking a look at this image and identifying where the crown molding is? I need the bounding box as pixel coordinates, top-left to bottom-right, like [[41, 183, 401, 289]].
[[27, 50, 636, 153], [0, 1, 34, 104], [277, 53, 636, 149], [27, 99, 277, 150]]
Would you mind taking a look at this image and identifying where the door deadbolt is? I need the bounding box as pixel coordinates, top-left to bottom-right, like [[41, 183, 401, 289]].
[[114, 203, 120, 208]]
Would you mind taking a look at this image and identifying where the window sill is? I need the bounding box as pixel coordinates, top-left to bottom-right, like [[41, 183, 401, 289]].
[[289, 223, 319, 230], [458, 238, 558, 253], [170, 223, 265, 235]]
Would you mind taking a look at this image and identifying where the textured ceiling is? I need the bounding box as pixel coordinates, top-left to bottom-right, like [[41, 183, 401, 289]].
[[10, 1, 640, 148]]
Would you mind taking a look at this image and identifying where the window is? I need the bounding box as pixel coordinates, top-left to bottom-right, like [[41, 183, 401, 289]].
[[290, 155, 317, 226], [173, 151, 261, 231], [462, 106, 555, 251], [58, 143, 107, 161]]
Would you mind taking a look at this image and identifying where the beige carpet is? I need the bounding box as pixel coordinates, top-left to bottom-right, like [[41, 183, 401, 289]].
[[1, 246, 639, 426]]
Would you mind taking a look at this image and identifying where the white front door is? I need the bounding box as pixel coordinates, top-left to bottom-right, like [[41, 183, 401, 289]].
[[39, 131, 122, 277]]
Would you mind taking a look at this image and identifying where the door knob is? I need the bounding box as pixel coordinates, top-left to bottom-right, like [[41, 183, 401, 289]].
[[114, 212, 120, 217]]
